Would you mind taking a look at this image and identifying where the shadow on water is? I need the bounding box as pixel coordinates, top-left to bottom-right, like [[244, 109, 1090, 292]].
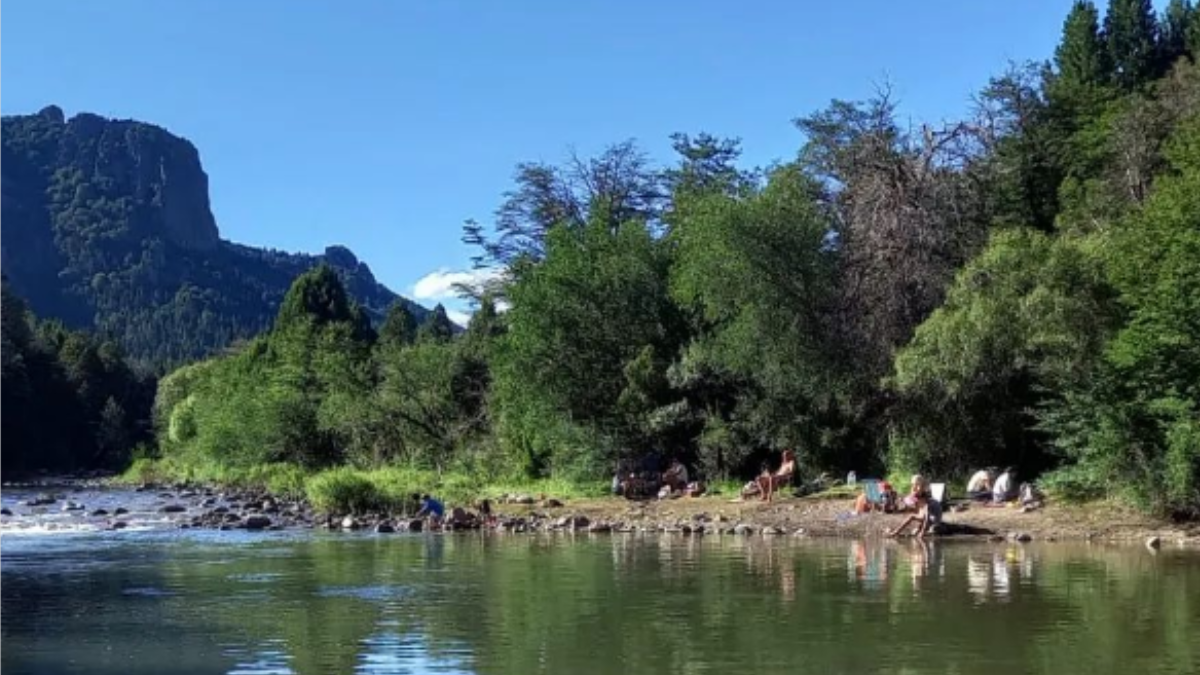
[[2, 531, 1198, 675]]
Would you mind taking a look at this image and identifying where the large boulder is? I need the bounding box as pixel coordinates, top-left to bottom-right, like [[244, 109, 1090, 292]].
[[244, 515, 272, 530]]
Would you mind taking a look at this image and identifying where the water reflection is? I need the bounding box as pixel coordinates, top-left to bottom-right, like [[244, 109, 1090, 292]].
[[848, 539, 890, 589], [1, 533, 1197, 675], [356, 632, 472, 675], [224, 640, 295, 675]]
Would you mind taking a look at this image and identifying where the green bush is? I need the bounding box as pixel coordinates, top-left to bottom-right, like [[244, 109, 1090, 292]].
[[305, 468, 392, 514]]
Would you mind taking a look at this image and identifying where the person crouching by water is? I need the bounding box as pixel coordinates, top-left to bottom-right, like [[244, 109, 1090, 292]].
[[757, 450, 797, 502], [413, 493, 445, 525]]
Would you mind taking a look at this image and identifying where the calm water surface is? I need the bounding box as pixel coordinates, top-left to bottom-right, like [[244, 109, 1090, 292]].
[[2, 490, 1198, 675]]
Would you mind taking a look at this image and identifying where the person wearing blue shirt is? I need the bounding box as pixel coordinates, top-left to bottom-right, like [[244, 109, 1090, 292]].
[[414, 493, 445, 521]]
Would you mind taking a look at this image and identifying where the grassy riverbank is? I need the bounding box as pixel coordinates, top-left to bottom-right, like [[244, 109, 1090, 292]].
[[116, 458, 1199, 546], [118, 458, 610, 512]]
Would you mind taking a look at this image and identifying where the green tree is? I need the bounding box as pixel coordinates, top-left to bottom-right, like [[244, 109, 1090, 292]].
[[670, 164, 841, 473], [1160, 0, 1195, 65], [1053, 118, 1200, 514], [462, 141, 664, 267], [492, 215, 678, 476], [417, 304, 456, 343], [1056, 2, 1112, 89], [96, 397, 130, 464], [891, 229, 1117, 476], [379, 301, 418, 347], [1105, 0, 1160, 89]]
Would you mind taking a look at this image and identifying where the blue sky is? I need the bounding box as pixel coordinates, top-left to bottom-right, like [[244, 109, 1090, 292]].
[[4, 1, 1083, 322]]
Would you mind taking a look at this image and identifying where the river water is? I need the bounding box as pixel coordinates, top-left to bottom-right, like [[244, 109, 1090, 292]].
[[2, 487, 1198, 675]]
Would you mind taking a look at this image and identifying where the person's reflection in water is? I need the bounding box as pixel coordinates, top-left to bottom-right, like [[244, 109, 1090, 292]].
[[967, 553, 990, 601], [850, 540, 866, 582], [992, 550, 1012, 599], [849, 540, 887, 590], [780, 565, 796, 603], [908, 539, 932, 591], [424, 532, 445, 569]]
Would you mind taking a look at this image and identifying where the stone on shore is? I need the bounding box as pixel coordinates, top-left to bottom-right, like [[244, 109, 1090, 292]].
[[244, 515, 272, 530]]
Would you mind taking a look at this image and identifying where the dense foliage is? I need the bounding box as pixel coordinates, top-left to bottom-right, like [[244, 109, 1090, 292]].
[[137, 2, 1200, 515], [0, 106, 427, 369], [1, 283, 155, 475]]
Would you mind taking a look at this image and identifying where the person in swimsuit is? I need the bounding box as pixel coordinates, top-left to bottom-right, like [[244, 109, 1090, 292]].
[[757, 450, 797, 502]]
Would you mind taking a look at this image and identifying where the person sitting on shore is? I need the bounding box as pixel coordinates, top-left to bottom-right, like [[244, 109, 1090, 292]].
[[413, 493, 445, 523], [661, 458, 689, 494], [880, 481, 898, 513], [887, 490, 932, 539], [853, 480, 899, 514], [966, 468, 994, 502], [990, 467, 1016, 505], [477, 498, 496, 526], [902, 474, 930, 512], [757, 450, 797, 502]]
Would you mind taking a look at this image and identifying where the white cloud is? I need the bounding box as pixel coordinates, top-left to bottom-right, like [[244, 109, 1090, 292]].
[[411, 267, 502, 301], [446, 309, 472, 327]]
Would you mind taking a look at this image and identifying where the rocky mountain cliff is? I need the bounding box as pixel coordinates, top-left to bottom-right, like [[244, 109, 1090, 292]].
[[1, 106, 427, 367]]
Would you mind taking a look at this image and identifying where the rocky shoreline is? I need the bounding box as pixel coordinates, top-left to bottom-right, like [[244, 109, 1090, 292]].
[[4, 478, 1197, 548]]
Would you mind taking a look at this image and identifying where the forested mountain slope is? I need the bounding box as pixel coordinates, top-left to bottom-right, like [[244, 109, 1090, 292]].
[[1, 106, 427, 367]]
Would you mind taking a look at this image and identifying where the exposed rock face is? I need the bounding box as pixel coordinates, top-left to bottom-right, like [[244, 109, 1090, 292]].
[[0, 107, 429, 365]]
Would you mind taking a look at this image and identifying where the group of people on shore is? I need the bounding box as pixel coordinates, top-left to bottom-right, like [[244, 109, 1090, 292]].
[[410, 457, 1041, 533], [966, 467, 1028, 505], [847, 465, 1044, 538], [613, 457, 708, 500], [847, 474, 941, 537], [612, 450, 799, 502]]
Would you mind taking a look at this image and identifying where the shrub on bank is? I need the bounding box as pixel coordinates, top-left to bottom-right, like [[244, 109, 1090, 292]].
[[305, 467, 395, 514]]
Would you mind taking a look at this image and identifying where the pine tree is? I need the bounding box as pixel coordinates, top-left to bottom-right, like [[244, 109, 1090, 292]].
[[1056, 1, 1111, 88], [1105, 0, 1161, 88], [96, 397, 130, 463], [379, 301, 419, 347], [417, 304, 455, 344], [1186, 0, 1200, 56], [1160, 0, 1195, 65]]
